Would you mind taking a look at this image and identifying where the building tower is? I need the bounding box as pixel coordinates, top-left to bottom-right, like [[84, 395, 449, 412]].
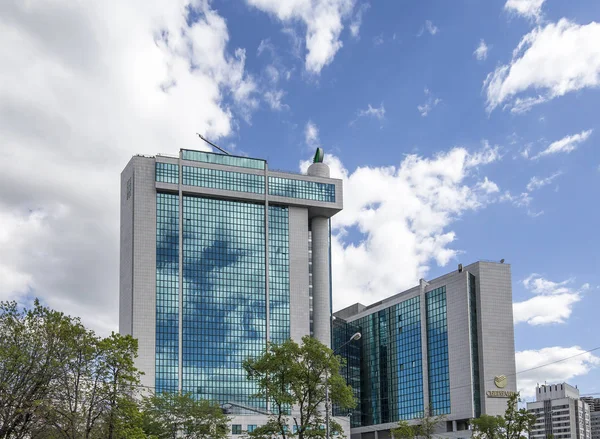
[[333, 261, 518, 438], [528, 383, 592, 439], [119, 148, 342, 408]]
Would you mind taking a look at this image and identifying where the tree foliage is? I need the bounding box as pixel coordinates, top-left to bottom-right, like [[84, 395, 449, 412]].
[[390, 407, 446, 439], [243, 336, 356, 439], [471, 393, 536, 439], [0, 300, 229, 439], [141, 392, 229, 439]]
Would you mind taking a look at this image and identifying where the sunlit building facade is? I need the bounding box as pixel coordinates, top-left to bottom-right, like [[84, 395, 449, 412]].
[[334, 261, 517, 439], [528, 383, 592, 439], [119, 148, 343, 414]]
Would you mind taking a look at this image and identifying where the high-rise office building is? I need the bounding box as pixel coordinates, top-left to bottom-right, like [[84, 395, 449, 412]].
[[528, 383, 591, 439], [333, 261, 517, 438], [119, 148, 342, 418], [581, 397, 600, 439]]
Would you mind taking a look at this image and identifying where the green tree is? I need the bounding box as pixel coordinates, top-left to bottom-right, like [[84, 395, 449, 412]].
[[243, 336, 356, 439], [390, 420, 417, 439], [142, 392, 229, 439], [471, 415, 504, 439], [0, 300, 75, 439], [0, 300, 144, 439], [471, 393, 536, 439], [390, 407, 446, 439]]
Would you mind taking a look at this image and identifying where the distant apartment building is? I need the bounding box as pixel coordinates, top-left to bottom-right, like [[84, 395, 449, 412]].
[[582, 397, 600, 439], [334, 261, 517, 439], [527, 383, 591, 439]]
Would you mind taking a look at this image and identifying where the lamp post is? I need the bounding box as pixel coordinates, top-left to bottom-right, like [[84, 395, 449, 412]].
[[325, 332, 361, 439]]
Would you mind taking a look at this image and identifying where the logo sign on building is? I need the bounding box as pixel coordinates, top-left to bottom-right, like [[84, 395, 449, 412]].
[[494, 375, 507, 389]]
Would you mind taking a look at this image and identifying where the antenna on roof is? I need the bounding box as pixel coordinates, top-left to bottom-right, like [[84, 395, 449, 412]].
[[196, 133, 231, 155]]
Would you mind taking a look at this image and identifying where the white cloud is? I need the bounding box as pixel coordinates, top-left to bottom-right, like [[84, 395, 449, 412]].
[[526, 172, 562, 191], [373, 34, 384, 46], [0, 0, 258, 335], [305, 120, 320, 147], [245, 0, 358, 74], [474, 39, 489, 61], [264, 89, 288, 110], [299, 137, 502, 310], [532, 130, 593, 159], [357, 103, 385, 120], [516, 346, 600, 399], [504, 0, 546, 22], [485, 20, 600, 113], [418, 20, 439, 37], [514, 275, 587, 325], [349, 2, 370, 39], [418, 88, 442, 117], [476, 177, 500, 194]]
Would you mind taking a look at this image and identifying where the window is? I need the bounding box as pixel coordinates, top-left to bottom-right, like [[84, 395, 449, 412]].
[[232, 424, 242, 435], [182, 166, 265, 194], [156, 162, 179, 184], [269, 176, 336, 202], [247, 425, 257, 433]]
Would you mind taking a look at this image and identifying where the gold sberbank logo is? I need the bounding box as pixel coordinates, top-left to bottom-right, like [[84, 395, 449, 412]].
[[487, 390, 517, 398]]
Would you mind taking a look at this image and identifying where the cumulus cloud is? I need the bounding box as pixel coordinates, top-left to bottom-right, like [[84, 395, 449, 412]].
[[418, 20, 439, 37], [418, 88, 442, 116], [485, 20, 600, 113], [514, 275, 588, 325], [245, 0, 358, 74], [300, 137, 502, 310], [474, 39, 489, 61], [504, 0, 546, 22], [516, 346, 600, 399], [526, 172, 562, 191], [0, 0, 258, 335], [532, 130, 593, 159]]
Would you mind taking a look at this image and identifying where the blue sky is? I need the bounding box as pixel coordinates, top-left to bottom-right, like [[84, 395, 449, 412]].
[[0, 0, 599, 400]]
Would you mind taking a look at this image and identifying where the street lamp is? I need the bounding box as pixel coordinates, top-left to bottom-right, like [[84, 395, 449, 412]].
[[325, 332, 361, 439]]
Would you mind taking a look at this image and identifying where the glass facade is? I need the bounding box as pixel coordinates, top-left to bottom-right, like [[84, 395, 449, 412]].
[[181, 149, 266, 170], [396, 297, 424, 420], [154, 195, 291, 408], [346, 296, 424, 427], [181, 196, 265, 407], [426, 286, 451, 416], [182, 166, 265, 194], [155, 193, 179, 393], [332, 318, 362, 426], [469, 274, 481, 418], [269, 176, 335, 203], [156, 162, 179, 184]]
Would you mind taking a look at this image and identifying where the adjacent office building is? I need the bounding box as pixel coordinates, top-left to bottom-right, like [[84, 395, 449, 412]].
[[527, 383, 591, 439], [581, 397, 600, 439], [334, 261, 518, 439], [119, 148, 344, 434]]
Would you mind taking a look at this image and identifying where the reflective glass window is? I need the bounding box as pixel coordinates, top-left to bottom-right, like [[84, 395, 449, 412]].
[[180, 196, 289, 409], [155, 192, 179, 393], [156, 162, 179, 184], [426, 286, 451, 416], [269, 176, 335, 203], [183, 166, 265, 194]]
